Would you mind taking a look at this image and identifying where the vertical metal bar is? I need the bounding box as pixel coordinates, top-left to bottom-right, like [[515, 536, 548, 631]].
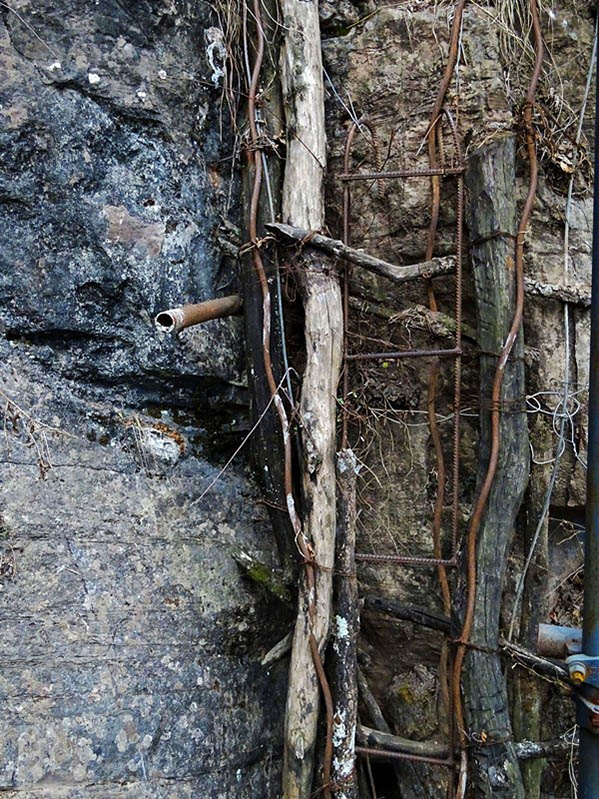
[[579, 30, 599, 797]]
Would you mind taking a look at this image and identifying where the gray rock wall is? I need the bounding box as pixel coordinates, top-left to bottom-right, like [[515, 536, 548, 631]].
[[0, 2, 287, 796]]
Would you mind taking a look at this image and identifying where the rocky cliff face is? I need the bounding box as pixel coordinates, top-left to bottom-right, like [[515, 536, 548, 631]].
[[1, 1, 596, 797], [0, 2, 288, 796]]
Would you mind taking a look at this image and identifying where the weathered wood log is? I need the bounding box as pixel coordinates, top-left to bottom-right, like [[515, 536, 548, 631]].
[[362, 594, 451, 634], [241, 0, 298, 580], [266, 222, 455, 284], [357, 667, 390, 732], [356, 668, 404, 797], [514, 738, 577, 760], [280, 3, 344, 798], [347, 298, 477, 344], [262, 630, 293, 667], [358, 726, 448, 760], [457, 136, 530, 798], [329, 450, 359, 799]]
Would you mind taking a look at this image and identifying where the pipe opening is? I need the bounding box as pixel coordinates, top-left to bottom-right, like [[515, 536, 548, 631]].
[[155, 312, 177, 332]]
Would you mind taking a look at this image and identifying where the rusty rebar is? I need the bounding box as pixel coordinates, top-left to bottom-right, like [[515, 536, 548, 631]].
[[356, 746, 454, 768], [346, 347, 461, 361], [451, 4, 542, 796], [355, 553, 457, 567], [339, 166, 464, 181], [340, 5, 467, 796]]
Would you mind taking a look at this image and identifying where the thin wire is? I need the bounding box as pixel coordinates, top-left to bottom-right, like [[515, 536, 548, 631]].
[[507, 15, 598, 642], [323, 65, 366, 133], [0, 2, 60, 59], [190, 368, 294, 506]]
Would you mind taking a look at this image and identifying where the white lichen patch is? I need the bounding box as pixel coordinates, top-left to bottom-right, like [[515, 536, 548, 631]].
[[141, 429, 181, 465], [87, 72, 101, 85], [332, 709, 347, 747], [115, 728, 129, 753], [333, 753, 354, 778], [204, 27, 226, 87], [335, 615, 349, 639]]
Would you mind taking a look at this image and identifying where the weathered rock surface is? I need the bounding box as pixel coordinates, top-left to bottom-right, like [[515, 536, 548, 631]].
[[1, 1, 596, 797], [0, 1, 287, 796]]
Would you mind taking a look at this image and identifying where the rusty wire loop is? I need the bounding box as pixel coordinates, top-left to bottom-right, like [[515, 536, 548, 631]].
[[243, 2, 334, 796], [341, 1, 467, 792]]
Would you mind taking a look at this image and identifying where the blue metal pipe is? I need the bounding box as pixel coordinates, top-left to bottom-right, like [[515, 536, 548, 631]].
[[579, 19, 599, 797]]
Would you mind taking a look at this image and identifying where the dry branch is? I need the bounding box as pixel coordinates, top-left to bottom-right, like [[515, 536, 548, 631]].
[[266, 222, 455, 284], [358, 726, 448, 760]]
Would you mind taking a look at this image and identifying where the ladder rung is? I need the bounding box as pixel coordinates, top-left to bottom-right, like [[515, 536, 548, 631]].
[[355, 553, 456, 567], [346, 347, 461, 362], [340, 165, 464, 181], [356, 746, 455, 768]]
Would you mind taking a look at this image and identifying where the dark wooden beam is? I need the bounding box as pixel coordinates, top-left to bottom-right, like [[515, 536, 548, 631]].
[[240, 2, 298, 581], [457, 137, 530, 798], [362, 593, 568, 682]]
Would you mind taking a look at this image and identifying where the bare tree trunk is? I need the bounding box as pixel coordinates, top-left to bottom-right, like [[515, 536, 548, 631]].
[[279, 2, 344, 797], [458, 137, 528, 798]]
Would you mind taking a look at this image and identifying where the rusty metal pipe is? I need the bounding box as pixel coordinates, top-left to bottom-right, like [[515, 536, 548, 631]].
[[154, 295, 242, 333]]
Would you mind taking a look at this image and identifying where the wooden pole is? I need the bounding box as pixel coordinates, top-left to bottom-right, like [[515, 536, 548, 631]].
[[279, 2, 344, 796], [330, 450, 359, 799]]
